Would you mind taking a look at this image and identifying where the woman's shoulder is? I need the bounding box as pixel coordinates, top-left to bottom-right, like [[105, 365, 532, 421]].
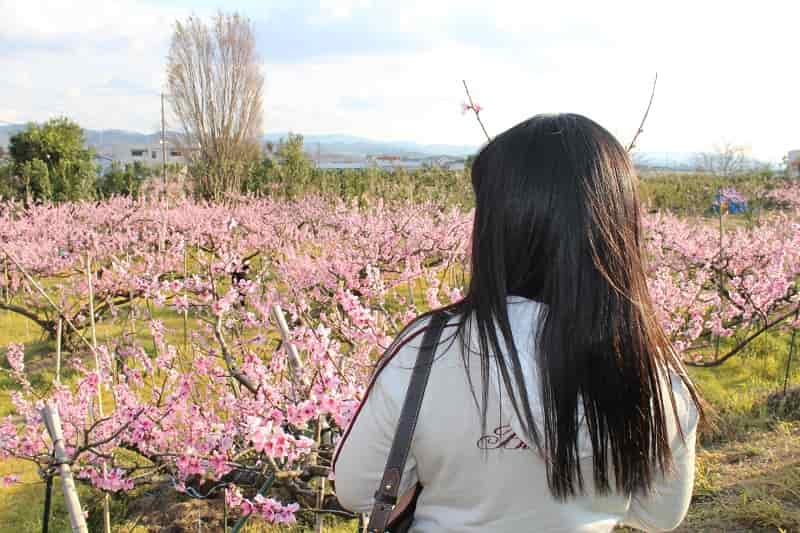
[[372, 311, 459, 395], [381, 311, 458, 366]]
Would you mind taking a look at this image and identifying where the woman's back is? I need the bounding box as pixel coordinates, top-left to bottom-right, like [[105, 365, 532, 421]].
[[334, 298, 699, 532], [334, 113, 702, 531]]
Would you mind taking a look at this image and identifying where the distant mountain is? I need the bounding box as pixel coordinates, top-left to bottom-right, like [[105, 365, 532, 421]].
[[1, 124, 163, 149], [1, 124, 476, 158], [263, 132, 477, 158], [632, 151, 703, 170], [632, 151, 775, 171], [0, 124, 774, 169], [84, 129, 161, 146]]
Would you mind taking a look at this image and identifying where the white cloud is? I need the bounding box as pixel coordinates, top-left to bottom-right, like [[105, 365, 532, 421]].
[[1, 0, 798, 160], [0, 109, 19, 123], [317, 0, 372, 20]]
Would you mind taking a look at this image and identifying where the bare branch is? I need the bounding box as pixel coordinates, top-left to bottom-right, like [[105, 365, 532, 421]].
[[684, 305, 800, 368], [0, 244, 99, 357], [0, 301, 54, 332], [214, 314, 258, 394], [167, 12, 264, 199], [627, 72, 658, 153]]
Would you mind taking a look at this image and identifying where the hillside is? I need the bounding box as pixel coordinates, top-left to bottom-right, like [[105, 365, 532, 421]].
[[0, 124, 745, 169]]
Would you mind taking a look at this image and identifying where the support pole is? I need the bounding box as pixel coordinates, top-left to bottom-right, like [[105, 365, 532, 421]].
[[161, 92, 168, 192], [183, 242, 189, 352], [86, 255, 112, 533], [783, 309, 799, 395], [270, 304, 303, 373], [41, 404, 89, 533], [314, 416, 327, 533], [42, 471, 53, 533], [270, 304, 324, 530], [55, 318, 62, 385]]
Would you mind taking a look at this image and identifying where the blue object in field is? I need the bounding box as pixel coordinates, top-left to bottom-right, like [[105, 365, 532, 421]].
[[712, 194, 747, 214]]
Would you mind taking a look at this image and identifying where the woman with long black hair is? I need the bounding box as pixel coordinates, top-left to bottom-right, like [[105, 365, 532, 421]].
[[334, 113, 702, 532]]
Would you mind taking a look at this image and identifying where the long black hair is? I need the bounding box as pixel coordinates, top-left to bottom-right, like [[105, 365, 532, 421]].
[[442, 113, 703, 499]]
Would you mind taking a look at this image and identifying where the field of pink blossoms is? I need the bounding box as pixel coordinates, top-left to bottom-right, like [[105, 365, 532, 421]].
[[0, 184, 799, 529]]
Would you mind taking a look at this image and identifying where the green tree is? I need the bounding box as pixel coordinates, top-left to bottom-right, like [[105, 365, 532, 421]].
[[98, 161, 150, 197], [242, 134, 313, 197], [20, 158, 51, 201], [276, 133, 312, 197], [0, 159, 15, 199], [242, 153, 276, 196], [9, 118, 96, 201]]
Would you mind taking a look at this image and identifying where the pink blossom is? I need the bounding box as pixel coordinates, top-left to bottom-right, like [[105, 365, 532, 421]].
[[5, 344, 24, 374], [1, 192, 798, 526], [248, 420, 274, 453]]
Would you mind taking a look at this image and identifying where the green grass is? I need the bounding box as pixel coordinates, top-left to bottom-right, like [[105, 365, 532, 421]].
[[688, 330, 800, 444]]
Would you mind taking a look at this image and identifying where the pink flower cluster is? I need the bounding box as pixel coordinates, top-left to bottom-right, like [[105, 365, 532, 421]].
[[5, 344, 24, 375], [0, 191, 798, 523], [78, 467, 135, 493], [461, 102, 483, 114], [225, 485, 300, 524]]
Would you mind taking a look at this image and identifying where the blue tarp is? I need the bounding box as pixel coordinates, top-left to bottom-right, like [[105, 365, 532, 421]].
[[712, 194, 747, 214]]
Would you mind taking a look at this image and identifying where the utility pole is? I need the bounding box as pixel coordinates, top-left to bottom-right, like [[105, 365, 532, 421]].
[[161, 92, 167, 191]]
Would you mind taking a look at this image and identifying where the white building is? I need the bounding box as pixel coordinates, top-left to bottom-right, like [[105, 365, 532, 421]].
[[99, 143, 188, 165], [92, 143, 191, 174], [789, 150, 800, 178]]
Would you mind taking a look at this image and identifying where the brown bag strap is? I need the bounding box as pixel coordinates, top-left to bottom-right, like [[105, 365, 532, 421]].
[[366, 312, 447, 532]]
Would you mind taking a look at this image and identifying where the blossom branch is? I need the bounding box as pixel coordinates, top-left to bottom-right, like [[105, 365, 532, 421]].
[[462, 80, 491, 142], [685, 305, 800, 368]]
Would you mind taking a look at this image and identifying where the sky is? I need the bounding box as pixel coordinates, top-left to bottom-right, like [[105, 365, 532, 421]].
[[0, 0, 798, 161]]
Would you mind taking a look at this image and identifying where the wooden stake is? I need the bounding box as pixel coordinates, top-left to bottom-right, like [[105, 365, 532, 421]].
[[784, 309, 799, 395], [0, 244, 98, 358], [86, 255, 112, 533], [715, 204, 725, 360], [183, 243, 189, 353], [314, 416, 327, 533], [3, 260, 9, 304], [127, 253, 136, 338], [270, 304, 303, 373], [55, 318, 62, 385], [42, 468, 53, 533], [270, 304, 326, 530], [41, 404, 89, 533], [223, 495, 229, 533]]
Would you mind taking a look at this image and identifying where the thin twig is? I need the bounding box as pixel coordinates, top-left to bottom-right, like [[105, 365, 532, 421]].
[[627, 72, 658, 152], [214, 315, 258, 394], [783, 308, 799, 395], [76, 409, 146, 457], [0, 244, 99, 358], [462, 80, 491, 142]]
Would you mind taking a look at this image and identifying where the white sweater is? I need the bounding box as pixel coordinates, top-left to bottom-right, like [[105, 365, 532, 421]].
[[334, 297, 699, 532]]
